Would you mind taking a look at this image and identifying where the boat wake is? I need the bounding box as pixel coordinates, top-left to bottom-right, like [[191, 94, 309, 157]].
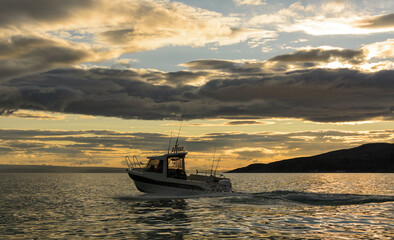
[[222, 191, 394, 206], [116, 191, 394, 206]]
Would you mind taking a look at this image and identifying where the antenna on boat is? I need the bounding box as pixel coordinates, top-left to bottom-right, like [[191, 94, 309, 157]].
[[213, 152, 222, 175], [167, 131, 173, 154]]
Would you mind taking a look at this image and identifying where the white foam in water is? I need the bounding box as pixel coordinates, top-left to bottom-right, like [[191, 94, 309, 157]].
[[270, 191, 394, 206], [218, 191, 394, 206]]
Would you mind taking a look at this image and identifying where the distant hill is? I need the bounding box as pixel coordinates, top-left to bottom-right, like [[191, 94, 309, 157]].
[[0, 164, 125, 173], [227, 143, 394, 173]]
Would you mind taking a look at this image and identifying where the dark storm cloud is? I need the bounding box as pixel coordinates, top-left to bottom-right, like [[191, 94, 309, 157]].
[[269, 48, 365, 64], [0, 35, 98, 80], [357, 13, 394, 29], [0, 0, 94, 26], [0, 67, 393, 122]]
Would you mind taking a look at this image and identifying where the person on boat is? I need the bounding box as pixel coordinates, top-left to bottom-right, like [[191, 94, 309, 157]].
[[156, 161, 163, 173]]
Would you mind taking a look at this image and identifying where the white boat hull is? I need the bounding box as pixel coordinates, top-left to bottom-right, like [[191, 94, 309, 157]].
[[127, 169, 209, 194]]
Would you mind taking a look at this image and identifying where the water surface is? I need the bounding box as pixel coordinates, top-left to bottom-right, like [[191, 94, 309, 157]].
[[0, 173, 393, 239]]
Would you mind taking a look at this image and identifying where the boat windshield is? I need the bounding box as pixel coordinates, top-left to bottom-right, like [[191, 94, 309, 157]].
[[167, 156, 186, 179], [146, 159, 163, 173]]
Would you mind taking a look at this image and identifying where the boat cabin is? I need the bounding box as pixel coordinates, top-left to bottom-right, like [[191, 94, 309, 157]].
[[145, 152, 187, 179]]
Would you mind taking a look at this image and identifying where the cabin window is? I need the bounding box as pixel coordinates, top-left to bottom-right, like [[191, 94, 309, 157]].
[[146, 159, 163, 173], [167, 156, 186, 179]]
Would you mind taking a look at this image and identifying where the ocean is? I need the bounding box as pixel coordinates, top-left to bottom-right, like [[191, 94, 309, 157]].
[[0, 173, 393, 239]]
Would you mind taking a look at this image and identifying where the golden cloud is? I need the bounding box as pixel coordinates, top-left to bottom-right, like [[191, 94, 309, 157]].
[[1, 0, 274, 54], [248, 1, 394, 35]]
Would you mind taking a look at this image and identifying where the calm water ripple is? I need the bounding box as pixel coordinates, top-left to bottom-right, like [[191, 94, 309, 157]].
[[0, 173, 393, 239]]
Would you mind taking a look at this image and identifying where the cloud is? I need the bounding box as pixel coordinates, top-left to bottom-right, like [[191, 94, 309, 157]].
[[0, 0, 95, 28], [0, 0, 274, 51], [234, 0, 266, 6], [269, 48, 365, 64], [0, 35, 392, 123], [356, 13, 394, 29], [0, 0, 278, 81], [181, 59, 240, 70], [99, 25, 276, 52], [113, 58, 138, 68], [1, 128, 393, 166], [0, 34, 114, 80], [225, 120, 272, 125], [248, 2, 394, 35], [181, 59, 268, 76], [182, 43, 393, 74], [363, 39, 394, 59], [0, 110, 65, 120], [231, 148, 273, 161], [0, 63, 393, 123]]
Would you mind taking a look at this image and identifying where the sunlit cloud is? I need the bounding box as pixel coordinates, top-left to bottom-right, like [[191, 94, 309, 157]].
[[286, 17, 394, 35], [1, 128, 392, 168], [113, 58, 138, 68], [234, 0, 266, 6], [0, 0, 279, 82], [0, 110, 66, 120], [363, 39, 394, 59], [0, 0, 275, 58], [248, 1, 394, 35]]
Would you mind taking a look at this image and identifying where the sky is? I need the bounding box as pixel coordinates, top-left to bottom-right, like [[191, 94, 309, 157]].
[[0, 0, 393, 171]]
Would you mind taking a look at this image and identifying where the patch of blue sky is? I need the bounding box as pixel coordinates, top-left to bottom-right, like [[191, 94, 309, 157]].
[[118, 44, 230, 71], [178, 0, 240, 14], [49, 30, 95, 44]]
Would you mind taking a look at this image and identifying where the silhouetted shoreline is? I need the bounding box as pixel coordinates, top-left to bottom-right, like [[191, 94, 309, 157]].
[[227, 143, 394, 173]]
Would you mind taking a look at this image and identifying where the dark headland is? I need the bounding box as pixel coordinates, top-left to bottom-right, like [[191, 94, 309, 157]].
[[227, 143, 394, 173], [0, 165, 125, 173]]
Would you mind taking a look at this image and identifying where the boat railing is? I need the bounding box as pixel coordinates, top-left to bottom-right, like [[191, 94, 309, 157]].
[[125, 155, 143, 169]]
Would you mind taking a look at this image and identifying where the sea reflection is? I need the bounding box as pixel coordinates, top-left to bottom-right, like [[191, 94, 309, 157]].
[[1, 173, 392, 239], [229, 173, 394, 195], [121, 198, 190, 239]]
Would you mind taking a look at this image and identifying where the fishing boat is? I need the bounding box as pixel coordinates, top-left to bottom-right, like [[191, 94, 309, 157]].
[[125, 143, 232, 194]]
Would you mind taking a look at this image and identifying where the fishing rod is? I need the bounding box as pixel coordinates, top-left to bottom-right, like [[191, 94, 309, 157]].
[[167, 131, 173, 154], [210, 145, 216, 176], [174, 111, 185, 148]]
